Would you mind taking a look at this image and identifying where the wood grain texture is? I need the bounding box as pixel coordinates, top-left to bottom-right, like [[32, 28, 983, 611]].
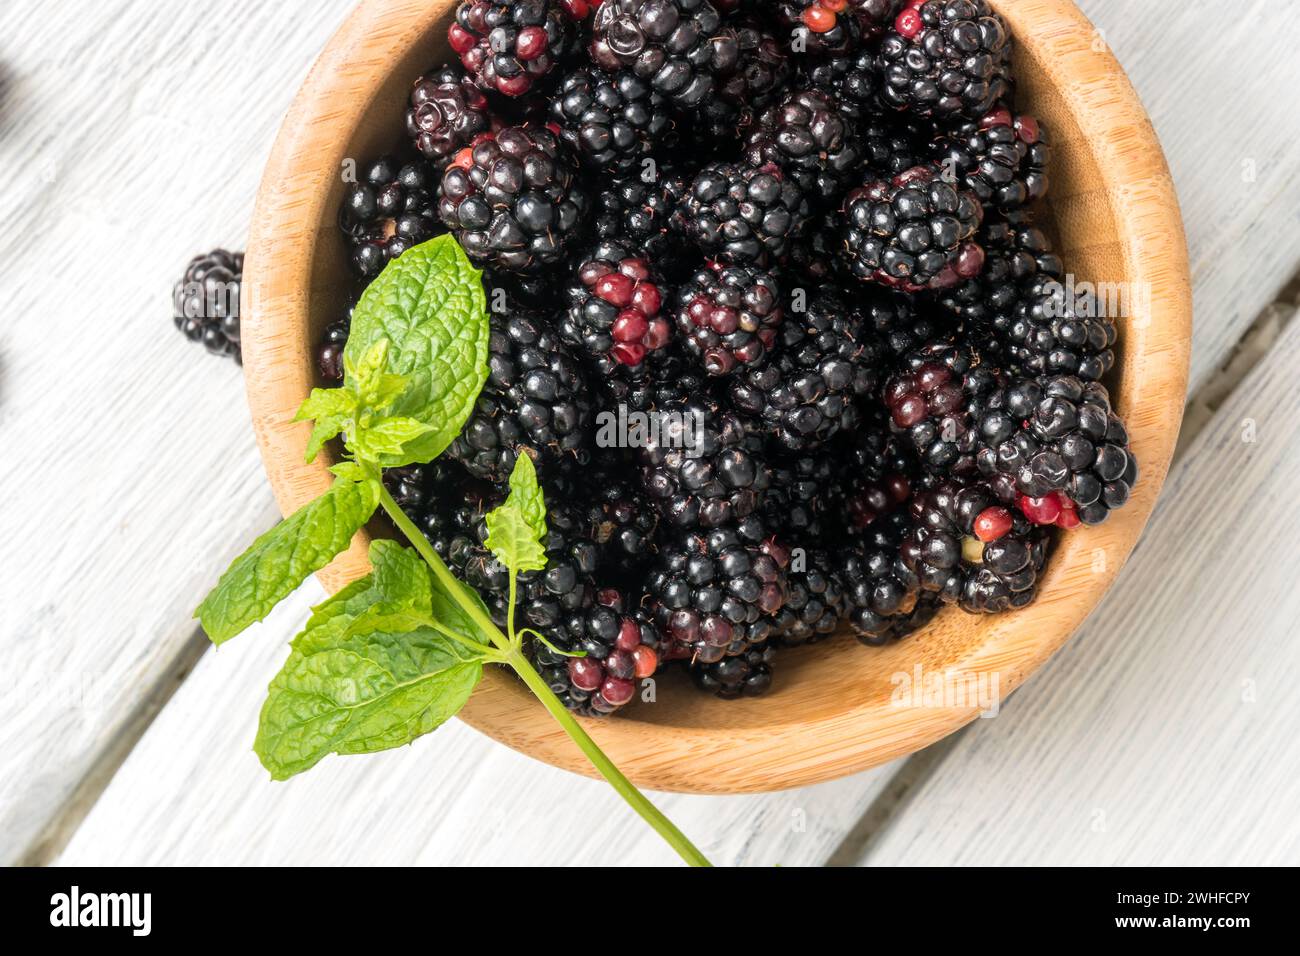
[[242, 0, 1191, 793], [1077, 0, 1300, 392], [0, 0, 357, 863], [848, 311, 1300, 866], [55, 576, 897, 866]]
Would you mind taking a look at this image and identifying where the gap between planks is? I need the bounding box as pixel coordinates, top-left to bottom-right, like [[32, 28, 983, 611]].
[[823, 275, 1300, 868]]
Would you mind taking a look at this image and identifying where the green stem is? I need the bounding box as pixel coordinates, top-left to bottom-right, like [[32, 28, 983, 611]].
[[508, 649, 713, 868], [378, 483, 511, 653], [378, 474, 711, 867]]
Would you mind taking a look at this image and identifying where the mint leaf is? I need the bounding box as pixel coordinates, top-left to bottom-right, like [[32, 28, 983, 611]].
[[369, 538, 432, 613], [255, 620, 483, 779], [195, 477, 381, 644], [351, 416, 436, 461], [296, 387, 359, 463], [484, 453, 548, 573], [343, 235, 489, 465]]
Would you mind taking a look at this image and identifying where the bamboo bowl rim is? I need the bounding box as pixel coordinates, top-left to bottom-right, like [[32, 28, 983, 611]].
[[243, 0, 1191, 794]]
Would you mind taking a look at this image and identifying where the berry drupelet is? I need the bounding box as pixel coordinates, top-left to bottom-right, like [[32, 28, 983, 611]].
[[551, 66, 673, 171], [173, 249, 243, 362], [675, 161, 811, 266], [438, 125, 588, 273], [878, 0, 1013, 121], [563, 239, 673, 371], [841, 164, 984, 291], [448, 0, 587, 97], [447, 306, 594, 482], [590, 0, 739, 107], [338, 157, 440, 279], [976, 375, 1138, 525], [675, 262, 785, 376], [729, 289, 885, 453], [405, 65, 494, 166]]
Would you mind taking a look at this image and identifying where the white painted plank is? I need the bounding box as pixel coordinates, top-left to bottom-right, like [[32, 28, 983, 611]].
[[850, 311, 1300, 866], [55, 575, 894, 867], [0, 0, 356, 862], [1077, 0, 1300, 391]]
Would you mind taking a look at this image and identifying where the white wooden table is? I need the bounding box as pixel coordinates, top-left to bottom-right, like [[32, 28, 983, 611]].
[[2, 0, 1298, 867]]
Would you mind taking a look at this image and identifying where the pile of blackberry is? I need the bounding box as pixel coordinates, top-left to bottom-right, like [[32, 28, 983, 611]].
[[304, 0, 1139, 713]]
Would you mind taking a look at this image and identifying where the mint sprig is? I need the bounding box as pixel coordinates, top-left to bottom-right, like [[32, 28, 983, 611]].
[[196, 234, 711, 867]]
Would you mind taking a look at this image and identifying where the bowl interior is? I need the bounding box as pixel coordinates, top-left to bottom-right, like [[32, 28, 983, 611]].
[[247, 0, 1189, 793]]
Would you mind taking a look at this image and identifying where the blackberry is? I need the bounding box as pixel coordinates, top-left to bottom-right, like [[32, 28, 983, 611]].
[[639, 396, 775, 529], [533, 587, 661, 716], [448, 306, 593, 481], [860, 284, 956, 356], [578, 464, 662, 580], [770, 1, 864, 55], [693, 17, 793, 140], [691, 642, 776, 698], [383, 458, 488, 555], [438, 126, 588, 273], [675, 161, 810, 266], [447, 0, 584, 97], [742, 89, 865, 207], [729, 290, 886, 453], [593, 171, 686, 261], [339, 157, 440, 279], [675, 262, 785, 376], [595, 344, 709, 414], [841, 164, 984, 291], [648, 526, 790, 664], [931, 105, 1049, 212], [1004, 275, 1117, 382], [937, 211, 1062, 330], [770, 549, 846, 648], [859, 115, 928, 178], [883, 340, 1001, 476], [764, 452, 846, 542], [836, 421, 918, 530], [976, 375, 1138, 525], [801, 49, 878, 121], [590, 0, 740, 107], [878, 0, 1013, 122], [173, 249, 242, 362], [551, 67, 673, 171], [856, 592, 942, 646], [315, 314, 351, 383], [901, 480, 1048, 610], [837, 512, 926, 643], [405, 65, 494, 165], [563, 239, 673, 371], [782, 211, 845, 284]]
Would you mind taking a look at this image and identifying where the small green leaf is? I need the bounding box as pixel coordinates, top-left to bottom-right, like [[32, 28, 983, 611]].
[[343, 235, 490, 465], [328, 460, 370, 483], [345, 338, 391, 398], [351, 416, 437, 461], [195, 477, 381, 645], [484, 453, 548, 573], [296, 387, 360, 463], [255, 618, 483, 779]]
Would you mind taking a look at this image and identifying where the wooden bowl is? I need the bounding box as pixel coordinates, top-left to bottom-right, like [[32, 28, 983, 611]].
[[243, 0, 1191, 794]]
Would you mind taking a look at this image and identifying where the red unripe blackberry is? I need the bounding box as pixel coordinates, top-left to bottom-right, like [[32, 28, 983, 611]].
[[450, 0, 583, 97], [564, 239, 673, 372], [675, 263, 784, 376]]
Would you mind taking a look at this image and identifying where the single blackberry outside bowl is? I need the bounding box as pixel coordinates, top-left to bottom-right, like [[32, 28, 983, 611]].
[[242, 0, 1190, 794]]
